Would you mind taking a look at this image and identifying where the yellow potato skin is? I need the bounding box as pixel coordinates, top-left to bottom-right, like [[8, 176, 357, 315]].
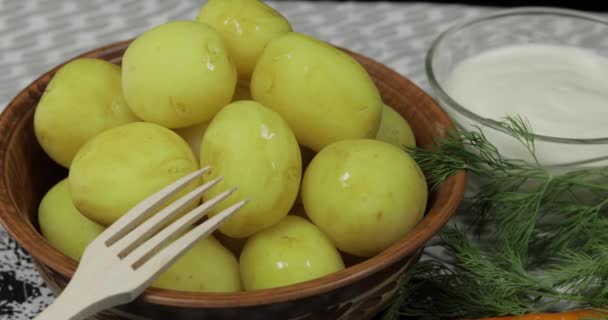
[[69, 122, 198, 226], [200, 100, 301, 238], [302, 139, 428, 257], [196, 0, 292, 79], [240, 216, 344, 291], [251, 32, 383, 151], [152, 236, 241, 292], [38, 179, 105, 261], [173, 121, 208, 160], [40, 180, 239, 292], [34, 58, 139, 168], [122, 21, 236, 128], [376, 105, 416, 149]]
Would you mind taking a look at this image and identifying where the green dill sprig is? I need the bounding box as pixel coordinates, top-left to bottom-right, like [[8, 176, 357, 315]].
[[384, 117, 608, 319]]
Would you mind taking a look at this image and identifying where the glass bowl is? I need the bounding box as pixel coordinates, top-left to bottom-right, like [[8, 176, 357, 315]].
[[426, 8, 608, 171]]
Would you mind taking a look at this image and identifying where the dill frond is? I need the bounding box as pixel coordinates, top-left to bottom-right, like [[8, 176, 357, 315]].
[[384, 117, 608, 319]]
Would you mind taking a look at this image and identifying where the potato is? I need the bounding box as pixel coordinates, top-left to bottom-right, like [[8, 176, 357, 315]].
[[302, 139, 428, 257], [38, 179, 105, 261], [240, 216, 344, 291], [69, 122, 198, 226], [201, 100, 301, 238], [40, 180, 239, 292], [152, 235, 241, 292], [196, 0, 292, 79], [251, 32, 383, 151], [376, 104, 416, 149], [122, 21, 236, 128], [173, 121, 208, 160], [34, 58, 139, 168]]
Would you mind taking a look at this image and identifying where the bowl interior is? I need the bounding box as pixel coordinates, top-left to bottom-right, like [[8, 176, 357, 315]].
[[0, 40, 466, 308]]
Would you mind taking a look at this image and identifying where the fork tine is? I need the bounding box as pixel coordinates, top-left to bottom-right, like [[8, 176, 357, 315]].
[[111, 177, 223, 258], [122, 188, 238, 269], [101, 167, 209, 246], [135, 199, 248, 279]]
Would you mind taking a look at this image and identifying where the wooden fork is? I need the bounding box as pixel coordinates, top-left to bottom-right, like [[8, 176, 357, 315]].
[[34, 167, 248, 320]]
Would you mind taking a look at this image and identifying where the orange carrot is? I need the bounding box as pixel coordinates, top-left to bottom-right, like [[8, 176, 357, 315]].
[[480, 310, 606, 320]]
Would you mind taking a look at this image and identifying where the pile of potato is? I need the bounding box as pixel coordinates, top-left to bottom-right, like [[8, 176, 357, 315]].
[[35, 0, 427, 293]]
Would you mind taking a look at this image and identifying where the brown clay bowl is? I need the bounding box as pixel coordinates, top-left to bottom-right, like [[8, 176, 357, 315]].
[[0, 39, 466, 320]]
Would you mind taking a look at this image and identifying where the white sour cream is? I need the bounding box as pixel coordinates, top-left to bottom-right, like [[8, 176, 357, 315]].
[[445, 44, 608, 140]]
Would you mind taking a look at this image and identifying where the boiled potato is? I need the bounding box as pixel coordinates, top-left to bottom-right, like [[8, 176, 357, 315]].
[[173, 121, 208, 160], [376, 104, 416, 148], [69, 122, 198, 226], [122, 21, 236, 128], [40, 180, 240, 292], [240, 216, 344, 291], [152, 235, 241, 292], [34, 58, 139, 168], [201, 100, 301, 238], [38, 179, 105, 261], [302, 139, 428, 257], [233, 80, 252, 101], [196, 0, 292, 79], [251, 32, 383, 151]]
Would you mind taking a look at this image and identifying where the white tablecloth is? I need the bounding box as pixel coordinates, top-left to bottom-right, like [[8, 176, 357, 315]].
[[0, 1, 517, 318]]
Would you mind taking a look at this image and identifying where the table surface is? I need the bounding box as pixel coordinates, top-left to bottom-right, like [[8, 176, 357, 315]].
[[0, 1, 591, 319]]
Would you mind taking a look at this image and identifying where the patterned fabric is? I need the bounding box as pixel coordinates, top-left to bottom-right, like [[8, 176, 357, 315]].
[[0, 0, 503, 318], [0, 1, 491, 109]]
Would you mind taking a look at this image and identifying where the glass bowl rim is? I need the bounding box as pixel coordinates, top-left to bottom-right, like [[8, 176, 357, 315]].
[[425, 7, 608, 145]]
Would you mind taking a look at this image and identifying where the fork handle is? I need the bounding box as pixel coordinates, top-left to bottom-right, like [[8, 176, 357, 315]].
[[34, 277, 127, 320], [33, 282, 100, 320]]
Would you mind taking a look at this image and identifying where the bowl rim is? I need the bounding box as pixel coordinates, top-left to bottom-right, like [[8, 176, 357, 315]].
[[425, 6, 608, 145], [0, 39, 466, 308]]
